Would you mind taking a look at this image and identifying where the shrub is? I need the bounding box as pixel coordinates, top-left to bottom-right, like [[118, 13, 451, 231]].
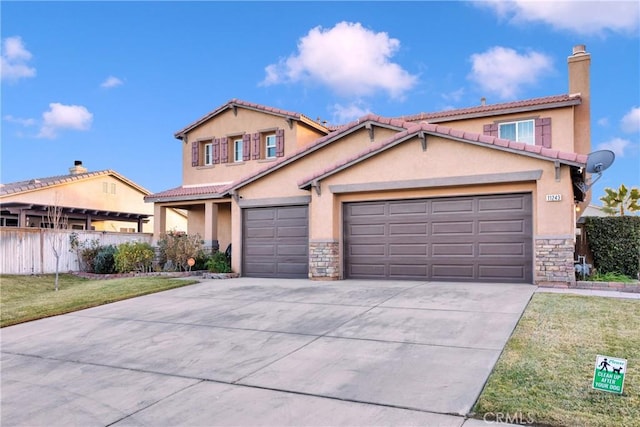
[[205, 251, 231, 273], [93, 245, 117, 274], [70, 237, 101, 272], [157, 231, 204, 271], [584, 216, 640, 279], [114, 242, 155, 273]]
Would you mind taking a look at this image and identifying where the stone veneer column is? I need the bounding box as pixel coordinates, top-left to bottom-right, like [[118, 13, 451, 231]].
[[309, 240, 340, 280], [534, 236, 576, 287]]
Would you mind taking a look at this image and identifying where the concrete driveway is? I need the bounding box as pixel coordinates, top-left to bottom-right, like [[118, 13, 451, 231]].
[[1, 278, 535, 426]]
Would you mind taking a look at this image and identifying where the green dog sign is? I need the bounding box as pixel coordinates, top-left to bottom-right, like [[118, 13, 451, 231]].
[[593, 355, 627, 394]]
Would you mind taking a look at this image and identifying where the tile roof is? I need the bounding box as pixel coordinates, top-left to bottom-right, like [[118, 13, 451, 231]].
[[174, 98, 330, 138], [298, 122, 588, 189], [0, 170, 151, 197], [143, 183, 232, 203], [395, 94, 582, 123]]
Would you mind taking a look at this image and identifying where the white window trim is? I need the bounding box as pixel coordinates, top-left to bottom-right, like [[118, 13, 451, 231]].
[[204, 143, 213, 165], [498, 119, 535, 145], [265, 134, 276, 159], [234, 139, 243, 162]]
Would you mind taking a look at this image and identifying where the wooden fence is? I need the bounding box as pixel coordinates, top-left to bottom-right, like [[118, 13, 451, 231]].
[[0, 228, 153, 275]]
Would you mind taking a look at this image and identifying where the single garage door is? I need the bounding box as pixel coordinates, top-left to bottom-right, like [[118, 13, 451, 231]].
[[344, 193, 532, 283], [243, 205, 309, 278]]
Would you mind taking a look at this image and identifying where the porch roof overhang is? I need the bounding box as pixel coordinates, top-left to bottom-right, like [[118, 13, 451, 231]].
[[143, 184, 231, 203]]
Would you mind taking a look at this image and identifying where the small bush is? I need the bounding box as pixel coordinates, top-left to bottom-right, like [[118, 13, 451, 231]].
[[77, 239, 102, 272], [114, 242, 155, 273], [94, 245, 117, 274], [205, 251, 231, 273], [157, 231, 204, 271]]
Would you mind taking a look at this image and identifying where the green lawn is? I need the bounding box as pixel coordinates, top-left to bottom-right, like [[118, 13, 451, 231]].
[[473, 293, 640, 427], [0, 274, 200, 327]]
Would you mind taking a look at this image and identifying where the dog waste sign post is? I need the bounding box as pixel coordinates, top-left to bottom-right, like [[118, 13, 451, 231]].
[[592, 355, 627, 394]]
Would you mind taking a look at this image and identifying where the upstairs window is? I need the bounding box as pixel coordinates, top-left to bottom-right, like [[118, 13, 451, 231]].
[[204, 143, 213, 165], [233, 139, 243, 162], [499, 119, 534, 144], [265, 134, 276, 158]]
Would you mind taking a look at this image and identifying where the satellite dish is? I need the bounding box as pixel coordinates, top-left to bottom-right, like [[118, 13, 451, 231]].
[[586, 150, 615, 174], [575, 150, 616, 194]]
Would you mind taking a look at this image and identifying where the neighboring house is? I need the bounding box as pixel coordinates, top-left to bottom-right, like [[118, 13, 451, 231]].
[[147, 45, 594, 285], [1, 161, 187, 233]]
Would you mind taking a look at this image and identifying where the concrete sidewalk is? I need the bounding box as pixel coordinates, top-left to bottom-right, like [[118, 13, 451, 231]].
[[1, 278, 535, 426], [536, 287, 640, 299]]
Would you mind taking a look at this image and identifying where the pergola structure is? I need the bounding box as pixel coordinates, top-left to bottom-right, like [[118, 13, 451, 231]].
[[0, 202, 150, 232]]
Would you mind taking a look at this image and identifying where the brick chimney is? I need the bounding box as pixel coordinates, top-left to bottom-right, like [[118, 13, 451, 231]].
[[69, 160, 88, 175], [568, 44, 590, 156]]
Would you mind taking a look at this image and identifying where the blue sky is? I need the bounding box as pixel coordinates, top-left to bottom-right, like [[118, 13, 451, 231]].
[[2, 1, 639, 205]]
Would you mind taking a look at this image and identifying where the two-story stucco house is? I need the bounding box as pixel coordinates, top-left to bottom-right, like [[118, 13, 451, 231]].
[[147, 45, 594, 286], [1, 161, 187, 233]]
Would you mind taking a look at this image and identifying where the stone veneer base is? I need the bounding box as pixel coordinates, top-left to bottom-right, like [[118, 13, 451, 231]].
[[309, 240, 340, 280], [534, 236, 576, 286]]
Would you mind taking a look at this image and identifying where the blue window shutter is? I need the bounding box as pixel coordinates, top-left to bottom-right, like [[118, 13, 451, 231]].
[[276, 129, 285, 157]]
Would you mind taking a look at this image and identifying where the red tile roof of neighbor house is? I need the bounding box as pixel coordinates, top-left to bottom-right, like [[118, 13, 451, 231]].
[[297, 122, 589, 189], [0, 170, 151, 197], [174, 98, 331, 138]]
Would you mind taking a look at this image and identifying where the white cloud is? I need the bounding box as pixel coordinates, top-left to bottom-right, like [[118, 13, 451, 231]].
[[38, 103, 93, 139], [597, 117, 610, 127], [1, 36, 36, 82], [100, 76, 123, 88], [479, 0, 639, 36], [441, 87, 465, 103], [596, 137, 631, 158], [621, 107, 640, 133], [3, 114, 36, 127], [468, 46, 553, 100], [261, 21, 418, 99], [330, 102, 372, 124]]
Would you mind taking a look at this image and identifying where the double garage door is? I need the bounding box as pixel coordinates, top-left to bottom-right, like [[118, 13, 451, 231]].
[[344, 193, 533, 283], [243, 193, 532, 283]]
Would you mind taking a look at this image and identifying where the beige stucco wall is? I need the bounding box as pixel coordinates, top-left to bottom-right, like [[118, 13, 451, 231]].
[[182, 108, 327, 186], [237, 126, 400, 200], [187, 205, 205, 237]]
